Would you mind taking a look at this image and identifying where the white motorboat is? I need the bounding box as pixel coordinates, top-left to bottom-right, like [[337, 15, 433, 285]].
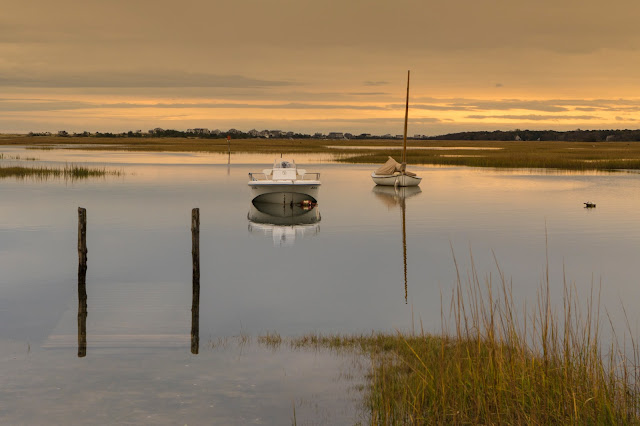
[[248, 159, 320, 204], [372, 70, 422, 187]]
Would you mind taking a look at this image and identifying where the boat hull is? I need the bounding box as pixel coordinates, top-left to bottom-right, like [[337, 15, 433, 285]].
[[248, 200, 321, 225], [371, 173, 422, 187], [248, 182, 320, 203]]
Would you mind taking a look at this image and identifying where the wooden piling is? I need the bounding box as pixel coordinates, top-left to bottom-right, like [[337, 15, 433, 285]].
[[191, 208, 200, 354], [78, 207, 87, 267], [77, 207, 87, 357]]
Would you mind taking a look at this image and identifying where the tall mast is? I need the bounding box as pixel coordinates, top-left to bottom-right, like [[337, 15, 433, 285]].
[[402, 70, 410, 168]]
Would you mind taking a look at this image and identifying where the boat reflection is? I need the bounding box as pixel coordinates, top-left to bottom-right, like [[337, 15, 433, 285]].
[[248, 197, 321, 247], [372, 186, 422, 304], [372, 185, 422, 207]]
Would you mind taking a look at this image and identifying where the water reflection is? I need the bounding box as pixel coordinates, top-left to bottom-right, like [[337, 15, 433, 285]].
[[74, 206, 202, 357], [77, 264, 87, 357], [191, 280, 199, 354], [77, 207, 88, 357], [372, 186, 422, 303], [248, 197, 321, 247], [191, 208, 200, 355]]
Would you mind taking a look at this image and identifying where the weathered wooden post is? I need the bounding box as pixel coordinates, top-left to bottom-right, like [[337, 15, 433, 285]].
[[77, 207, 87, 357], [78, 207, 87, 267], [191, 208, 200, 354]]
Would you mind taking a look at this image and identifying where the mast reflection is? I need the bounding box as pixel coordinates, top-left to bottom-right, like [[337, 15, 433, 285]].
[[247, 196, 321, 247], [372, 186, 422, 304]]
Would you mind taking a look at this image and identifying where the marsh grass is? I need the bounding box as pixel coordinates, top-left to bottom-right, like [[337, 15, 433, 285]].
[[0, 153, 39, 161], [0, 163, 123, 180], [359, 262, 639, 424], [5, 136, 640, 170], [257, 255, 640, 424], [340, 141, 640, 171], [25, 145, 54, 150]]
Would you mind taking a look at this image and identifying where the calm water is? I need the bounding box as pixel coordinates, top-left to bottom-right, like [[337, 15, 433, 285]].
[[2, 146, 640, 423]]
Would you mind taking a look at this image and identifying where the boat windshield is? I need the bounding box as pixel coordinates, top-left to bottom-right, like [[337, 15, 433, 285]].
[[273, 160, 296, 169]]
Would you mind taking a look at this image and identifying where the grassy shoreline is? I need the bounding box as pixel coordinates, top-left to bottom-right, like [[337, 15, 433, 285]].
[[0, 164, 123, 179], [258, 283, 639, 424], [249, 248, 640, 424], [3, 135, 640, 170]]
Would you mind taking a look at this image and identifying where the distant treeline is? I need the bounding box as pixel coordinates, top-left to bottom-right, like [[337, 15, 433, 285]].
[[29, 129, 313, 139], [27, 128, 640, 142], [428, 129, 640, 142]]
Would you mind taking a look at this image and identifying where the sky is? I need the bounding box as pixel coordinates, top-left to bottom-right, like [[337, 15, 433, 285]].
[[2, 0, 640, 136]]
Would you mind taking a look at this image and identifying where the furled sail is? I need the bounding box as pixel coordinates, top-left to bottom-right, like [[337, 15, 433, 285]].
[[374, 156, 416, 176], [375, 156, 401, 175]]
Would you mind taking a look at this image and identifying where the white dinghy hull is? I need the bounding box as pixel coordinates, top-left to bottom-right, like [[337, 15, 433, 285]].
[[371, 172, 422, 187]]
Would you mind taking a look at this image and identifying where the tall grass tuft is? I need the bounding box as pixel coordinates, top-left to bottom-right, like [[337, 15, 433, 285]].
[[270, 253, 640, 424], [0, 163, 123, 180], [358, 255, 640, 424]]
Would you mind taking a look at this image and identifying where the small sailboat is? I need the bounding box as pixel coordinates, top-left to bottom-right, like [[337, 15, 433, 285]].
[[372, 70, 422, 187]]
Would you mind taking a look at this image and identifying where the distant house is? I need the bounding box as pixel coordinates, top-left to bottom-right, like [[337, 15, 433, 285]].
[[188, 128, 210, 135], [327, 132, 344, 139], [515, 135, 522, 141], [313, 132, 324, 139], [606, 135, 615, 142]]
